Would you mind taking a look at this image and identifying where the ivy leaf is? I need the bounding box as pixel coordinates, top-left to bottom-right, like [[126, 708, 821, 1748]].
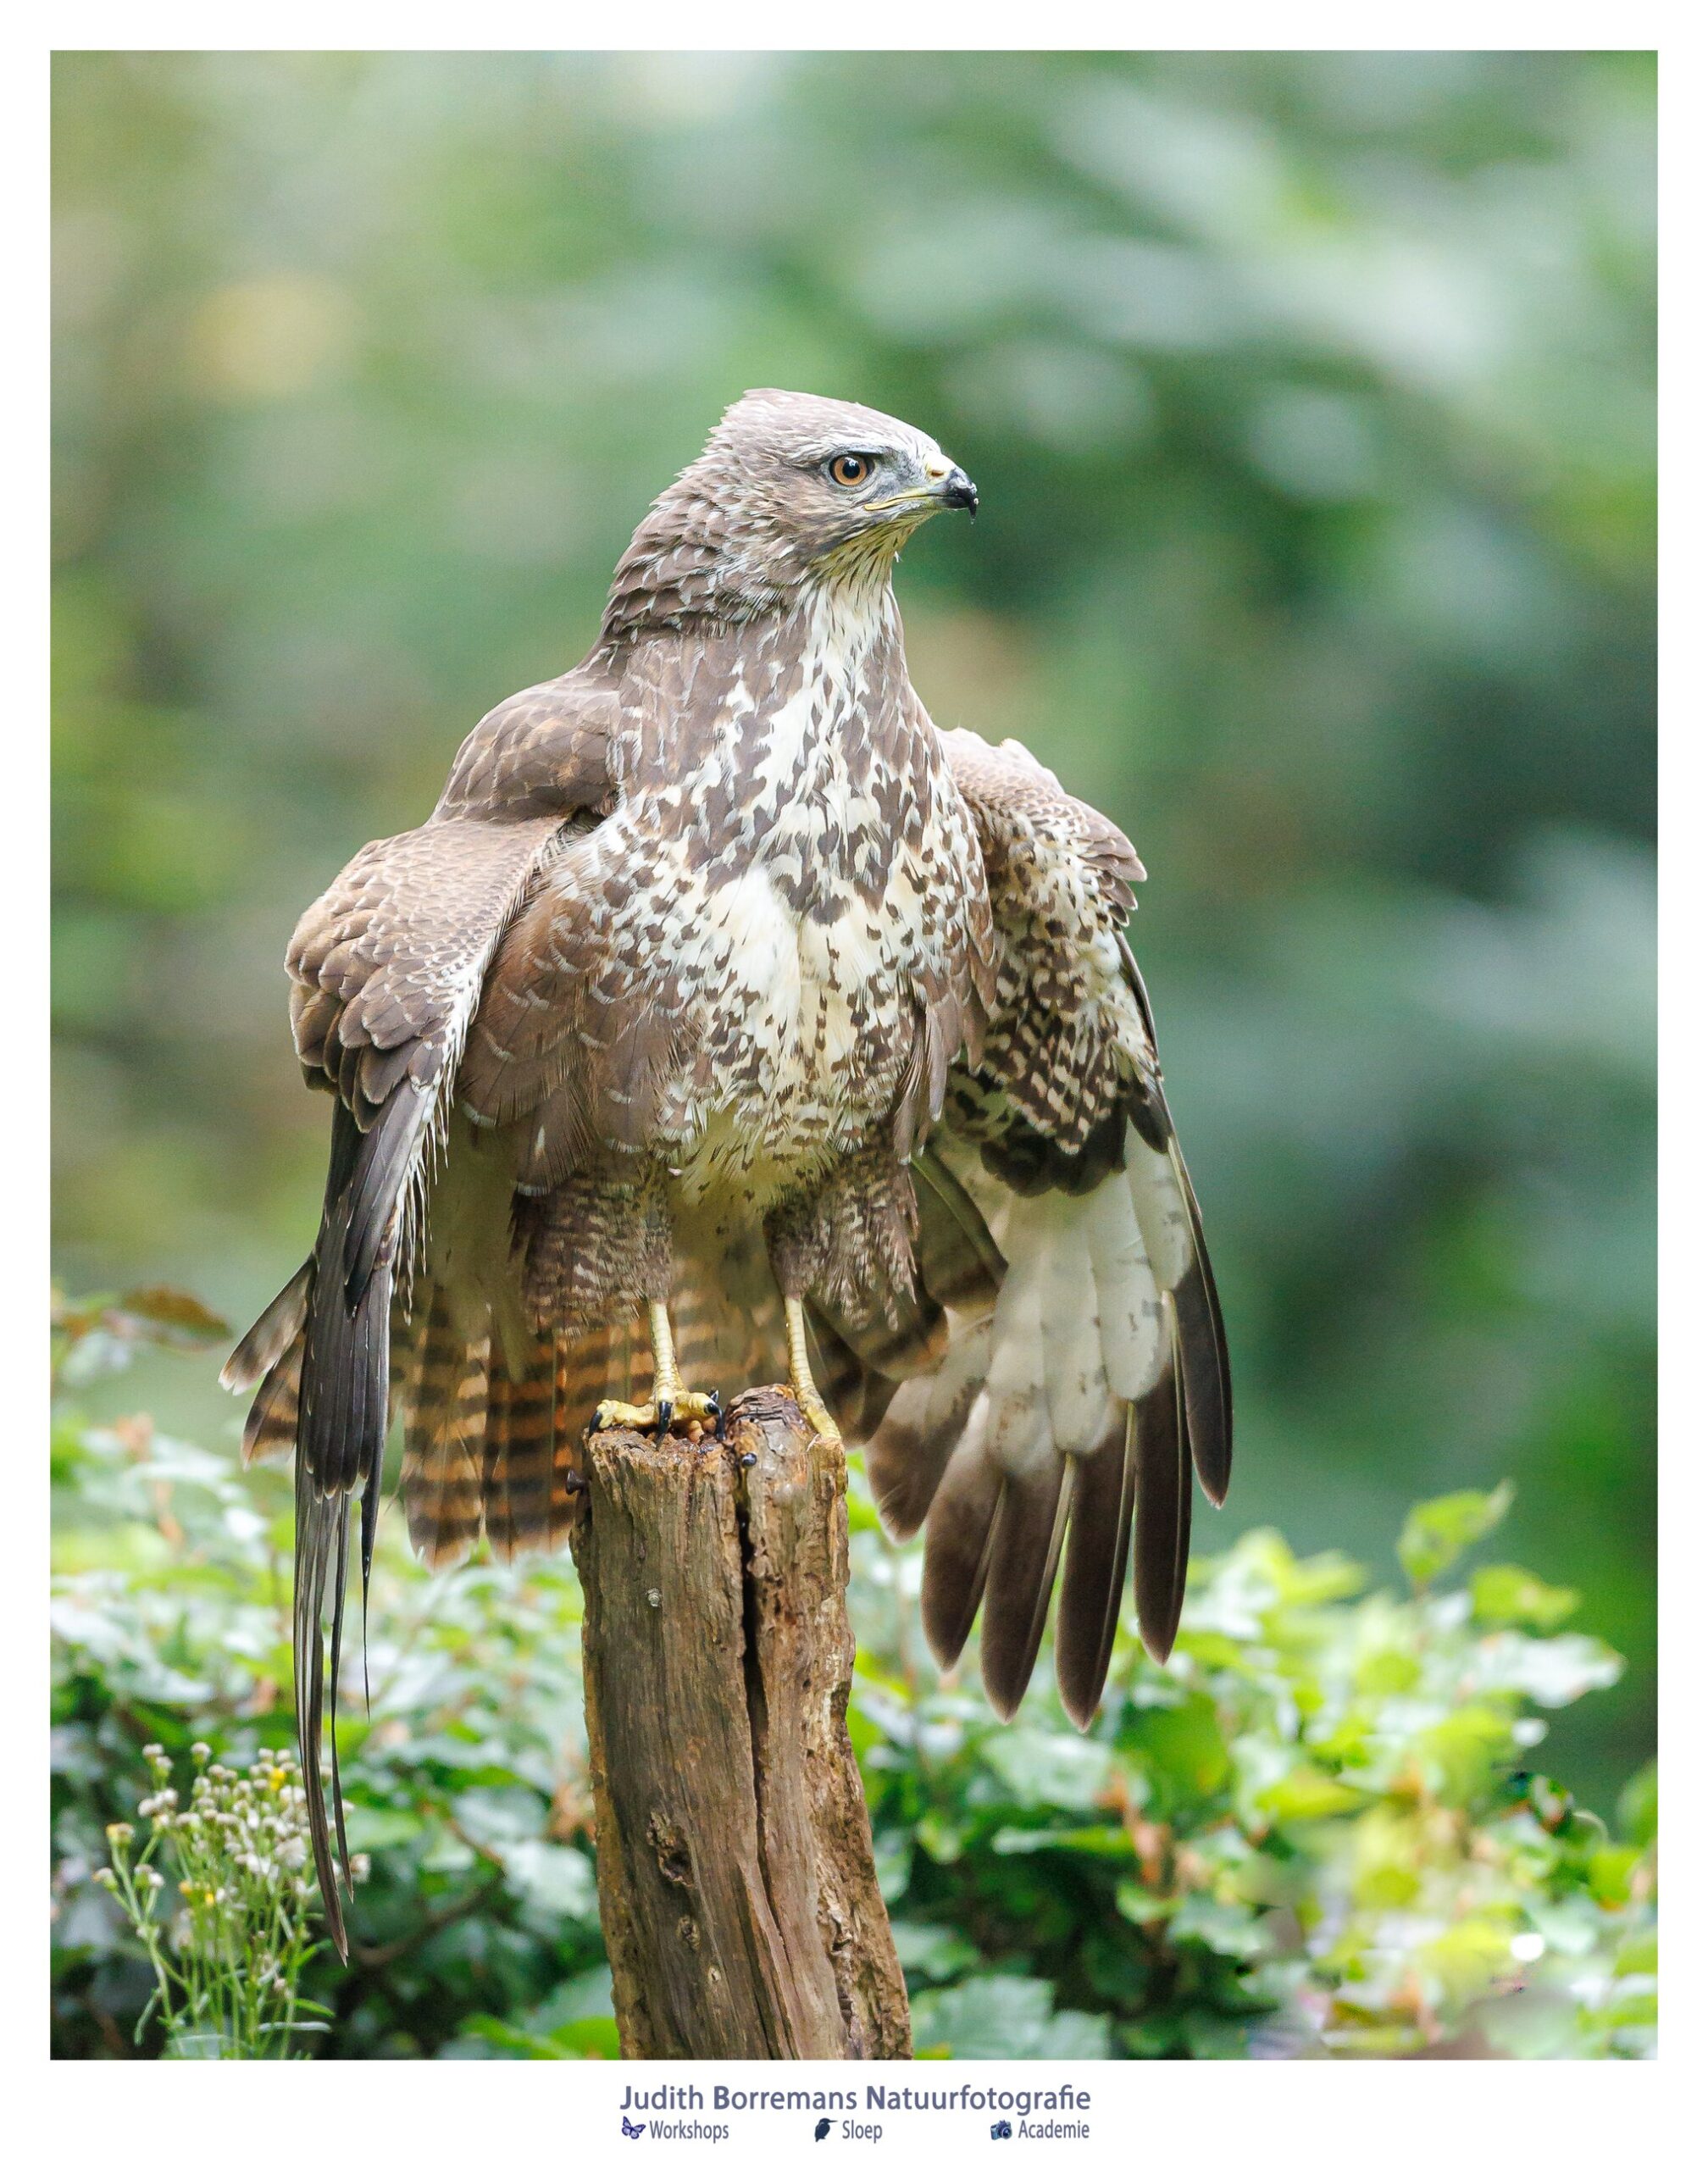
[[1617, 1761, 1658, 1847], [909, 1975, 1112, 2060], [890, 1921, 979, 1982], [980, 1729, 1113, 1811], [1255, 1767, 1366, 1821], [1397, 1482, 1515, 1589], [1471, 1564, 1580, 1631]]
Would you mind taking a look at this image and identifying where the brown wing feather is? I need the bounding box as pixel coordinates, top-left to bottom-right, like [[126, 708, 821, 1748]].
[[884, 726, 1231, 1733], [227, 674, 618, 1958]]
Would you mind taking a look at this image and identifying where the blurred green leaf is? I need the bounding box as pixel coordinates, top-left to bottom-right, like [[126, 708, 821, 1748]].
[[1398, 1482, 1515, 1589], [909, 1975, 1112, 2060], [1255, 1767, 1366, 1822], [1472, 1564, 1581, 1631], [1616, 1761, 1658, 1847]]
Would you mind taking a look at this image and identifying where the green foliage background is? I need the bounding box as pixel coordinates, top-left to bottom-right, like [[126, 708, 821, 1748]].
[[53, 43, 1655, 2022], [53, 1301, 1655, 2060]]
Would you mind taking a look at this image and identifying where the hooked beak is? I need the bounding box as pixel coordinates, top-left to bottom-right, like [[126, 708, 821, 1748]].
[[924, 457, 979, 518]]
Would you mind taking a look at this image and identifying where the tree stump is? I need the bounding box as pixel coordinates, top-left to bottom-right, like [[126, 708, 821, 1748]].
[[567, 1385, 912, 2060]]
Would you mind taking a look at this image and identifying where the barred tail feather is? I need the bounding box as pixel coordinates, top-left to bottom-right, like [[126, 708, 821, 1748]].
[[483, 1329, 564, 1562], [400, 1286, 488, 1569]]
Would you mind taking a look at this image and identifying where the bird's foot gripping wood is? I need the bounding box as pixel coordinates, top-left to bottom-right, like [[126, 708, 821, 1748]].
[[591, 1298, 724, 1440], [591, 1387, 724, 1440], [792, 1387, 842, 1446], [783, 1294, 843, 1446]]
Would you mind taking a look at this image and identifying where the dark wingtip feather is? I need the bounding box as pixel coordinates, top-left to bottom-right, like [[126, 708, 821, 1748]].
[[1118, 936, 1234, 1511], [866, 1359, 985, 1540], [221, 1262, 312, 1394], [1168, 1141, 1233, 1508], [1173, 1256, 1232, 1508], [1055, 1404, 1138, 1729], [920, 1447, 1002, 1671], [293, 1468, 351, 1961], [1133, 1351, 1192, 1666], [341, 1084, 432, 1311], [292, 1099, 412, 1965], [979, 1460, 1072, 1720]]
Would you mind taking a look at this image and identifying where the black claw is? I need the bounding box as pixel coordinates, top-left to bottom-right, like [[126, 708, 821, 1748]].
[[564, 1470, 588, 1497], [707, 1390, 725, 1440], [587, 1409, 607, 1435], [739, 1451, 757, 1469], [654, 1396, 674, 1438]]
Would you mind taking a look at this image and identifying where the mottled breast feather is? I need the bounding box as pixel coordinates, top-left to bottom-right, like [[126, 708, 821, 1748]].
[[458, 588, 997, 1194]]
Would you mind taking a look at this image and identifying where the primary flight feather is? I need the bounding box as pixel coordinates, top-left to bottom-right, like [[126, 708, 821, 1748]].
[[225, 390, 1232, 1955]]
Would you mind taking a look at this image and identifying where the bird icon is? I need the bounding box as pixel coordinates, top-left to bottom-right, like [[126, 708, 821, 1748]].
[[814, 2116, 833, 2140]]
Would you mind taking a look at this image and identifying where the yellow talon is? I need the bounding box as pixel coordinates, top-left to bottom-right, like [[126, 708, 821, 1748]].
[[591, 1390, 721, 1435], [591, 1302, 723, 1437], [784, 1295, 844, 1447]]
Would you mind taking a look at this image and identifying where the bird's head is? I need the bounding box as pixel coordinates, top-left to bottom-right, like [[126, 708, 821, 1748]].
[[602, 388, 977, 637]]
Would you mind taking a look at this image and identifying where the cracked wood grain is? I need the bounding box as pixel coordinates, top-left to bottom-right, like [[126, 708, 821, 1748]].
[[568, 1386, 911, 2060]]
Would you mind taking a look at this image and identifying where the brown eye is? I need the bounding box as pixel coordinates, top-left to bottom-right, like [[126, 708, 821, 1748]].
[[829, 453, 872, 487]]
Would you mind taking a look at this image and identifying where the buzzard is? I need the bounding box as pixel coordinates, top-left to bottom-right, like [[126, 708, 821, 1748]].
[[224, 390, 1230, 1952]]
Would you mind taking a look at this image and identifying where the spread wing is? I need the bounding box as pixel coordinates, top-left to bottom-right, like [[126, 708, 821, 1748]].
[[221, 675, 618, 1954], [867, 725, 1231, 1728]]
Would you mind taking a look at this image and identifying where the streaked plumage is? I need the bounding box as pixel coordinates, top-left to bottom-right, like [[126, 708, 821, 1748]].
[[226, 390, 1231, 1953]]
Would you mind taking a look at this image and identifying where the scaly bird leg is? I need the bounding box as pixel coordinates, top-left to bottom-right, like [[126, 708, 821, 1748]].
[[784, 1295, 843, 1445], [591, 1300, 722, 1439]]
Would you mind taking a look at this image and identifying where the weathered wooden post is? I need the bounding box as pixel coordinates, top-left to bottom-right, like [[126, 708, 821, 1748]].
[[567, 1385, 912, 2059]]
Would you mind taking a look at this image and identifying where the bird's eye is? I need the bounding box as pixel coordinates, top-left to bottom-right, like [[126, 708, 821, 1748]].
[[828, 453, 873, 487]]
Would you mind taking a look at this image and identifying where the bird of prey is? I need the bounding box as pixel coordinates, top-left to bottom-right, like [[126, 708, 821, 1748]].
[[224, 390, 1230, 1953]]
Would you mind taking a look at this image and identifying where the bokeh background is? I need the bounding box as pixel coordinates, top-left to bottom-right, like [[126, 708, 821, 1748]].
[[53, 50, 1655, 1807]]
